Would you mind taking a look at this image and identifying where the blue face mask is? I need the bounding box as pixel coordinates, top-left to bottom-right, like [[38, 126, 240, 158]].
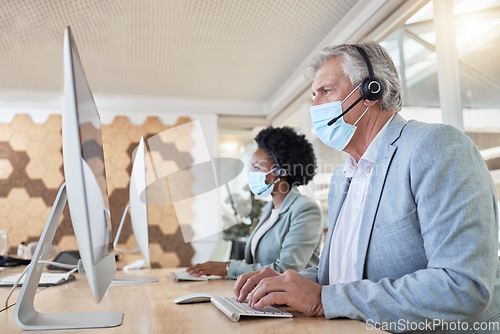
[[310, 83, 369, 151], [248, 168, 276, 197]]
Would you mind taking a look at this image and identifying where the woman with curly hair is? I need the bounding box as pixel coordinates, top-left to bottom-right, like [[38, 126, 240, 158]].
[[187, 126, 322, 279]]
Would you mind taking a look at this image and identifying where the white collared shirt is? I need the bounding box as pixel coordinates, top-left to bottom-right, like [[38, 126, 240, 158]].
[[251, 208, 280, 258], [329, 115, 394, 285]]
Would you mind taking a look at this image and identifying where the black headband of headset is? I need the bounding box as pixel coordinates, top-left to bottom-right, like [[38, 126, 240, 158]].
[[354, 45, 375, 81], [270, 150, 287, 178]]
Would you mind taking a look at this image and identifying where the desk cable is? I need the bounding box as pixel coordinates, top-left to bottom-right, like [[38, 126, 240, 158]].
[[4, 260, 79, 309]]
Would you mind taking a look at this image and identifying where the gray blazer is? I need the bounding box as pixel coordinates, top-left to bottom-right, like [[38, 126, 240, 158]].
[[301, 113, 500, 333], [227, 187, 322, 279]]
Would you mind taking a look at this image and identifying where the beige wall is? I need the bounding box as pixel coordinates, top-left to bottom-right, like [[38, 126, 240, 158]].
[[0, 114, 194, 268]]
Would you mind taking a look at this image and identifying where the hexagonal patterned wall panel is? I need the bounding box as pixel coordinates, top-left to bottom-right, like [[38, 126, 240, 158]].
[[0, 114, 194, 268]]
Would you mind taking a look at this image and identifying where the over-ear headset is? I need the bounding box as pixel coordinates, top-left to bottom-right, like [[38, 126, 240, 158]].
[[327, 45, 384, 126], [355, 45, 384, 101], [270, 151, 287, 178], [254, 150, 287, 196]]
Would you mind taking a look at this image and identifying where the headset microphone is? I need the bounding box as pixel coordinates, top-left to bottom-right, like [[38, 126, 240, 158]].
[[327, 90, 369, 126], [256, 150, 287, 196], [327, 45, 384, 126], [257, 181, 276, 196]]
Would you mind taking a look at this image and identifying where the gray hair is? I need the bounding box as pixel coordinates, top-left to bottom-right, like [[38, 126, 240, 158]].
[[304, 41, 403, 112]]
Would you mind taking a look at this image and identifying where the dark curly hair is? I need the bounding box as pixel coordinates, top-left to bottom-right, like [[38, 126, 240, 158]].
[[254, 126, 316, 186]]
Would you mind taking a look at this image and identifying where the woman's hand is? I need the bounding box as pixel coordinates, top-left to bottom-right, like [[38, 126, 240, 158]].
[[186, 261, 230, 277]]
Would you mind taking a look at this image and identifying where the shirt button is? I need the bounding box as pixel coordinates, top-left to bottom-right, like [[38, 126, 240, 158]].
[[355, 208, 360, 213], [361, 174, 366, 179], [340, 279, 345, 284]]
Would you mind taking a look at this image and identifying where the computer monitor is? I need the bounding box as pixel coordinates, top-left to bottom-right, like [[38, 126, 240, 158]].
[[126, 136, 150, 264], [62, 27, 116, 303], [112, 137, 159, 282], [13, 26, 122, 330]]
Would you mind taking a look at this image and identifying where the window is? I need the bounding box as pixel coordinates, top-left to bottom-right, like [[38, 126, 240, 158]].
[[380, 0, 500, 200]]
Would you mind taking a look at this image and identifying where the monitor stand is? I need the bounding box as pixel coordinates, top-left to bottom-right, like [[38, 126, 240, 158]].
[[14, 183, 123, 330], [112, 205, 158, 284]]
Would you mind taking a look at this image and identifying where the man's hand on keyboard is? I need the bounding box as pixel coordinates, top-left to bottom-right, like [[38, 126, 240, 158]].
[[234, 268, 324, 317], [186, 261, 230, 277], [234, 267, 279, 302]]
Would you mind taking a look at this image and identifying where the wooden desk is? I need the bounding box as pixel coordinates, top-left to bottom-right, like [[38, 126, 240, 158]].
[[1, 268, 387, 333]]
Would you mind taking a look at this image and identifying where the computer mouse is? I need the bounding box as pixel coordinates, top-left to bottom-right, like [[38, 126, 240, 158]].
[[123, 259, 147, 271], [173, 293, 213, 304]]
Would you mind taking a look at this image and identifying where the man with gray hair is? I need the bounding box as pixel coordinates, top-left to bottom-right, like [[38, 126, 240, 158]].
[[234, 41, 500, 333]]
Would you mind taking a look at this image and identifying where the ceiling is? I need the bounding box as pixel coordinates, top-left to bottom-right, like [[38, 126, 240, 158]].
[[0, 0, 417, 123]]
